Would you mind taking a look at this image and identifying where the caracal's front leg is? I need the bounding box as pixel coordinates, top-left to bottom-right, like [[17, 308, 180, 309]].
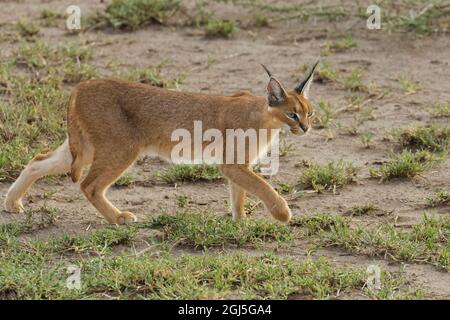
[[228, 181, 246, 220], [220, 164, 291, 222]]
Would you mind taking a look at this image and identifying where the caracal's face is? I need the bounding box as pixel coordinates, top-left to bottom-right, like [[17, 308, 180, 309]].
[[262, 61, 318, 136], [271, 91, 314, 135]]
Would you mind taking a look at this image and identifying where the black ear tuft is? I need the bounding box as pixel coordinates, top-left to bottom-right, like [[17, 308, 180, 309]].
[[261, 64, 273, 78], [295, 59, 320, 97]]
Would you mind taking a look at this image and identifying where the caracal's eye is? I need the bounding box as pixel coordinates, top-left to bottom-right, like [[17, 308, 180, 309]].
[[307, 111, 314, 118], [286, 112, 298, 120]]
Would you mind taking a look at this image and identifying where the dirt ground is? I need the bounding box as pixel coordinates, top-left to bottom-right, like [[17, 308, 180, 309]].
[[0, 0, 449, 299]]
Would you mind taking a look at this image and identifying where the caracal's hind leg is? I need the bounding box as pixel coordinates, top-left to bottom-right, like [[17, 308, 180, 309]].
[[80, 147, 139, 225], [4, 139, 72, 213], [228, 181, 246, 220], [220, 164, 291, 223]]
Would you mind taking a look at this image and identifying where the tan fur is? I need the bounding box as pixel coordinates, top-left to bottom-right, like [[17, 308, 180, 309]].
[[4, 66, 316, 225]]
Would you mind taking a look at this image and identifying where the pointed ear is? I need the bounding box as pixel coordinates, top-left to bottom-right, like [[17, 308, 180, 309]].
[[261, 64, 287, 106], [295, 59, 319, 98], [267, 78, 288, 106]]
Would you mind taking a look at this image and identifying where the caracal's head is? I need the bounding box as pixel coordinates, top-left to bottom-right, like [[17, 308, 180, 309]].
[[262, 61, 319, 135]]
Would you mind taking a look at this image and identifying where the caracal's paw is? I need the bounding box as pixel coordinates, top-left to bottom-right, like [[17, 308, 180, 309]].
[[4, 197, 24, 213], [269, 197, 292, 223], [231, 209, 247, 221], [115, 211, 138, 225]]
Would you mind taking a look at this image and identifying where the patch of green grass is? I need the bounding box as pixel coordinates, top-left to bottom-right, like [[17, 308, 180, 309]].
[[115, 172, 135, 187], [14, 41, 96, 84], [205, 18, 236, 38], [346, 108, 375, 135], [15, 41, 92, 71], [346, 94, 365, 107], [312, 100, 335, 129], [0, 210, 426, 299], [158, 164, 221, 184], [0, 80, 67, 180], [343, 68, 367, 92], [386, 4, 450, 35], [232, 2, 351, 22], [347, 203, 380, 217], [391, 125, 450, 153], [292, 213, 449, 270], [149, 211, 293, 248], [175, 194, 189, 208], [59, 60, 97, 84], [431, 101, 450, 117], [0, 246, 421, 299], [124, 61, 185, 88], [253, 14, 270, 27], [16, 19, 40, 38], [0, 41, 96, 181], [275, 181, 294, 194], [427, 190, 450, 207], [39, 9, 64, 27], [102, 0, 181, 30], [279, 132, 294, 157], [397, 75, 419, 94], [360, 132, 374, 149], [369, 150, 438, 182], [14, 41, 54, 69], [298, 160, 358, 192], [43, 226, 138, 254], [26, 206, 60, 229]]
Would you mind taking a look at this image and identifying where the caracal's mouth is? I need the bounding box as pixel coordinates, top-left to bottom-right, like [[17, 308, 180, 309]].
[[290, 127, 302, 135], [290, 127, 310, 136]]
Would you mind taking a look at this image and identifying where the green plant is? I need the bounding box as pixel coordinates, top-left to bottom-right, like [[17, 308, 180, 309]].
[[369, 150, 437, 181], [347, 203, 379, 216], [392, 125, 450, 153], [115, 173, 135, 187], [125, 63, 185, 88], [175, 194, 188, 208], [103, 0, 181, 30], [254, 14, 269, 27], [149, 211, 293, 248], [343, 68, 367, 92], [386, 5, 450, 35], [321, 35, 357, 55], [298, 161, 358, 192], [431, 102, 450, 117], [426, 190, 450, 207], [205, 18, 236, 37], [16, 19, 40, 38], [397, 75, 419, 93], [313, 100, 334, 129], [347, 108, 375, 135], [39, 9, 64, 27], [292, 213, 449, 270], [361, 132, 374, 148], [279, 132, 294, 157], [276, 182, 294, 194], [158, 164, 221, 184]]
